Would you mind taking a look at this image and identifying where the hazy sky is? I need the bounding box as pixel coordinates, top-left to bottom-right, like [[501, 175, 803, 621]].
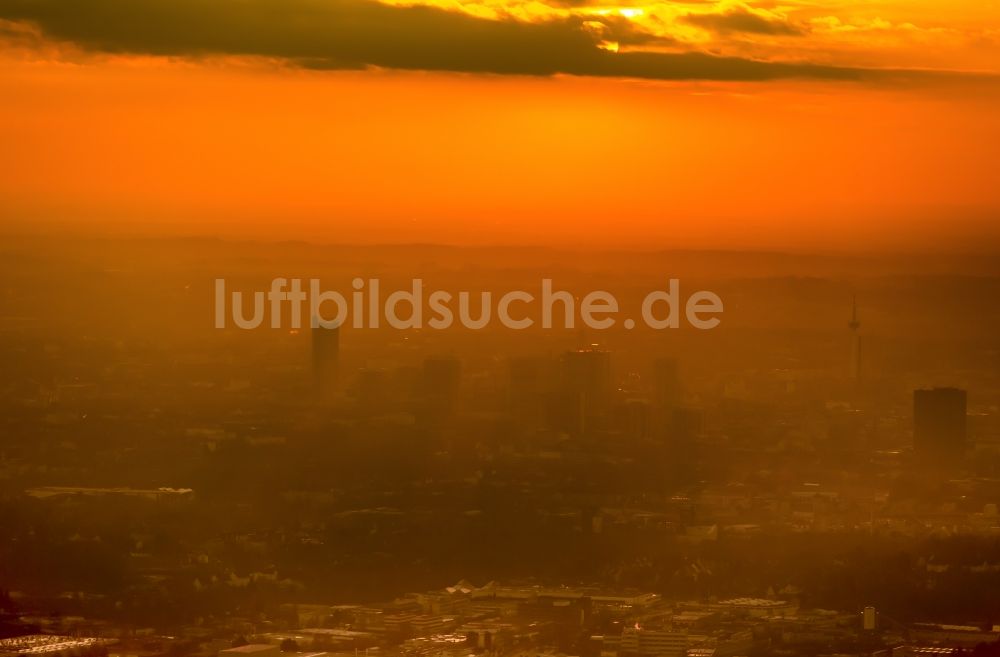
[[1, 0, 999, 250]]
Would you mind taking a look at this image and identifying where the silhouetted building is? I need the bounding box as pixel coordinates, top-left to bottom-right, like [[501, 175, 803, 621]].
[[563, 348, 611, 398], [651, 357, 682, 409], [312, 325, 340, 397], [651, 357, 682, 442], [914, 387, 967, 461], [848, 296, 862, 381], [553, 348, 611, 436]]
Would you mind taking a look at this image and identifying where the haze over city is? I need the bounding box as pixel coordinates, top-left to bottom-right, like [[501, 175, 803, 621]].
[[2, 2, 1000, 657]]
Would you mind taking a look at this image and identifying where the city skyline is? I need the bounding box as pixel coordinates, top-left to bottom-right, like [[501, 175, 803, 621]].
[[2, 1, 999, 655]]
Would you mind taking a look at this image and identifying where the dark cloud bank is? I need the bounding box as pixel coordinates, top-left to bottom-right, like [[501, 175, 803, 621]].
[[0, 0, 936, 81], [681, 8, 804, 36]]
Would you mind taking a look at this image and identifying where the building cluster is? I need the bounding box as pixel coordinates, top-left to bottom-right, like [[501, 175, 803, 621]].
[[5, 581, 999, 657]]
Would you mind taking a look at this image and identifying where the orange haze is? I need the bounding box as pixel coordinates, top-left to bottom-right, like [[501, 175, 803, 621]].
[[2, 54, 999, 251]]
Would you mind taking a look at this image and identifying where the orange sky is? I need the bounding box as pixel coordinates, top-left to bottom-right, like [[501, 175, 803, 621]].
[[1, 0, 999, 251]]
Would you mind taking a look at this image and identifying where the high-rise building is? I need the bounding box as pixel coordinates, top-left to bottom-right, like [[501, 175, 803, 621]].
[[555, 347, 612, 435], [562, 347, 611, 404], [913, 387, 967, 461], [651, 357, 681, 409], [650, 357, 682, 443], [848, 296, 862, 381], [312, 324, 340, 397]]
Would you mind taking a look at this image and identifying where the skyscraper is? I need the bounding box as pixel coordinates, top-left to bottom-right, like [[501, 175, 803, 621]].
[[913, 387, 967, 461], [651, 357, 682, 410], [848, 295, 861, 381], [312, 324, 340, 397], [562, 347, 612, 402], [555, 347, 612, 436]]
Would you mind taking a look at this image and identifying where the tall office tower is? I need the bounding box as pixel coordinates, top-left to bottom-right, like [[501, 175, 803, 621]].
[[562, 347, 612, 402], [651, 357, 682, 409], [312, 324, 340, 397], [648, 357, 681, 444], [848, 296, 862, 381], [421, 355, 461, 416], [555, 347, 612, 436], [913, 387, 967, 461]]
